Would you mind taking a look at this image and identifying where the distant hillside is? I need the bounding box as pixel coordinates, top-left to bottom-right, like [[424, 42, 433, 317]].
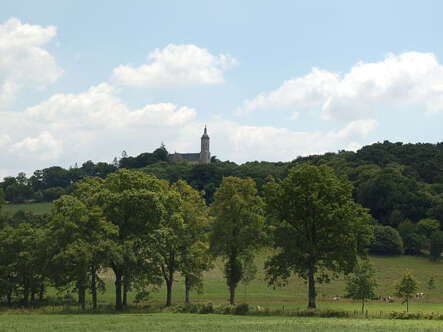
[[1, 141, 442, 229]]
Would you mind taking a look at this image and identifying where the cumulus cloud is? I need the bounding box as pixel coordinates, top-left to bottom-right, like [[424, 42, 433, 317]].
[[9, 131, 62, 160], [112, 44, 237, 87], [0, 18, 62, 105], [0, 80, 378, 178], [26, 83, 196, 129], [208, 118, 377, 163], [166, 117, 378, 164], [0, 83, 198, 176], [238, 52, 443, 120]]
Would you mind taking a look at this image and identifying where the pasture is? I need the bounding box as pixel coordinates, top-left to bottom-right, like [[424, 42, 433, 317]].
[[1, 202, 52, 216], [39, 252, 443, 314], [1, 314, 443, 332]]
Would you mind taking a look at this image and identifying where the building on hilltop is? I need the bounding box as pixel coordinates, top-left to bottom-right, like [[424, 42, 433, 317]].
[[169, 126, 211, 164]]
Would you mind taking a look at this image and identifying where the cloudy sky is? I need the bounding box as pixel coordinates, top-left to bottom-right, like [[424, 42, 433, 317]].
[[0, 1, 442, 179]]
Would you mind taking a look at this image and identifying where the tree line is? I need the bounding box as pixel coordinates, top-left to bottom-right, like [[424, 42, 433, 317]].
[[0, 165, 374, 310], [1, 140, 442, 258]]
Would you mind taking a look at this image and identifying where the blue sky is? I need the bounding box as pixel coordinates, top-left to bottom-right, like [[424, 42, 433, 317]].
[[0, 1, 442, 178]]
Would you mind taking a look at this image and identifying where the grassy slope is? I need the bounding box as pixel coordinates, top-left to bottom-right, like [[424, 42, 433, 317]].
[[1, 202, 52, 215], [1, 314, 442, 332], [90, 252, 443, 313]]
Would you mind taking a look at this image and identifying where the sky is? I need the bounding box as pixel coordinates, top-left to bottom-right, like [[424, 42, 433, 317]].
[[0, 0, 442, 179]]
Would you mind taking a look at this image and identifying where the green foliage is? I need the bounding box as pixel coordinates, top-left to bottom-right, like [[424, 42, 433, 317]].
[[430, 231, 443, 261], [0, 188, 4, 208], [233, 303, 249, 315], [417, 218, 440, 238], [264, 164, 374, 309], [210, 176, 266, 305], [427, 276, 436, 291], [369, 225, 404, 255], [98, 169, 167, 309], [394, 272, 419, 312], [345, 261, 378, 313], [0, 212, 49, 306], [49, 191, 118, 310]]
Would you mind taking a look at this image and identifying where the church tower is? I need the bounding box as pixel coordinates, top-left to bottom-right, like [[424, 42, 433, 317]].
[[200, 126, 210, 164]]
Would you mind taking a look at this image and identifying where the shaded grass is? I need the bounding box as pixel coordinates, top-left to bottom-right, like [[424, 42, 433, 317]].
[[1, 313, 443, 332]]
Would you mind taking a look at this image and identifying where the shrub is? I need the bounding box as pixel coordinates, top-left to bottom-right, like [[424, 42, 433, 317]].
[[233, 303, 249, 315], [369, 225, 404, 255], [199, 303, 214, 314], [214, 304, 233, 315]]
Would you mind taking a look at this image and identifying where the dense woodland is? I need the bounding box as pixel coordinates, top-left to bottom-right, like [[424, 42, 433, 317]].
[[0, 141, 442, 309]]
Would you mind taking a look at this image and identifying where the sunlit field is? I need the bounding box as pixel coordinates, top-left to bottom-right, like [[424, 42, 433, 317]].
[[1, 202, 52, 216], [2, 314, 443, 332], [33, 251, 443, 315]]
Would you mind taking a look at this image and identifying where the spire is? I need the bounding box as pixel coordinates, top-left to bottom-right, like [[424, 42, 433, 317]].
[[201, 125, 209, 139]]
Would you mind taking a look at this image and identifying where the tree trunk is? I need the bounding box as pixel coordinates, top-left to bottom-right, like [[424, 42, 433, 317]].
[[114, 269, 123, 310], [23, 278, 29, 307], [406, 299, 409, 312], [7, 290, 12, 306], [123, 276, 128, 307], [361, 298, 365, 314], [185, 275, 191, 304], [31, 290, 35, 305], [308, 266, 316, 309], [229, 284, 236, 305], [39, 283, 44, 302], [78, 286, 86, 310], [91, 266, 97, 310], [166, 279, 173, 307]]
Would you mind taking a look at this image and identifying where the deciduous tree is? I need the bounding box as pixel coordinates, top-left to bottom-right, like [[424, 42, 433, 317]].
[[394, 272, 418, 312], [345, 261, 378, 313], [264, 165, 373, 309], [210, 177, 266, 305]]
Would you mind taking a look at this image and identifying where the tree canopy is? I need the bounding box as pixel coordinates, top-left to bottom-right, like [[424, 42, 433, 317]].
[[264, 164, 374, 308]]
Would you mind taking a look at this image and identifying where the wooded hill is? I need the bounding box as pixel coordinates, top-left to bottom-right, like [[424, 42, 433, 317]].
[[1, 140, 442, 257]]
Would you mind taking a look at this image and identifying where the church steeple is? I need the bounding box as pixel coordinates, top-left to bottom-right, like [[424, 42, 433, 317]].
[[200, 125, 210, 164]]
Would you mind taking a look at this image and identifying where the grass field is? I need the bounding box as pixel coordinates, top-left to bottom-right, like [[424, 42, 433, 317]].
[[1, 313, 443, 332], [49, 252, 442, 315], [1, 202, 52, 215]]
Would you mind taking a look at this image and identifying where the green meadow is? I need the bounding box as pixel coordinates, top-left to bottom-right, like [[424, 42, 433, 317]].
[[37, 252, 443, 314], [1, 202, 52, 216], [2, 314, 443, 332]]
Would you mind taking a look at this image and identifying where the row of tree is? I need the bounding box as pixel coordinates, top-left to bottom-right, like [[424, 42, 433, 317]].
[[0, 165, 374, 309]]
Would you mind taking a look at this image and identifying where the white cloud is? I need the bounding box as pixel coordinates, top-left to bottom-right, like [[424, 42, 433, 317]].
[[0, 134, 10, 147], [214, 118, 377, 162], [238, 52, 443, 120], [0, 83, 198, 176], [0, 80, 378, 178], [112, 44, 237, 87], [26, 83, 196, 129], [9, 131, 62, 160], [170, 117, 378, 164], [0, 18, 62, 105]]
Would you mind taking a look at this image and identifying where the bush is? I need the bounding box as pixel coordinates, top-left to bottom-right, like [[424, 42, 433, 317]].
[[214, 304, 233, 315], [233, 303, 249, 315], [369, 225, 404, 255], [199, 303, 214, 314], [402, 232, 426, 255]]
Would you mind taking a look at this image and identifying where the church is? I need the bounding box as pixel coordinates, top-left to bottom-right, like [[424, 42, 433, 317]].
[[169, 126, 211, 164]]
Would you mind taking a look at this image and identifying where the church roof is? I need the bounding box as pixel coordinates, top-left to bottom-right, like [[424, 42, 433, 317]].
[[201, 125, 209, 139], [169, 152, 200, 163]]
